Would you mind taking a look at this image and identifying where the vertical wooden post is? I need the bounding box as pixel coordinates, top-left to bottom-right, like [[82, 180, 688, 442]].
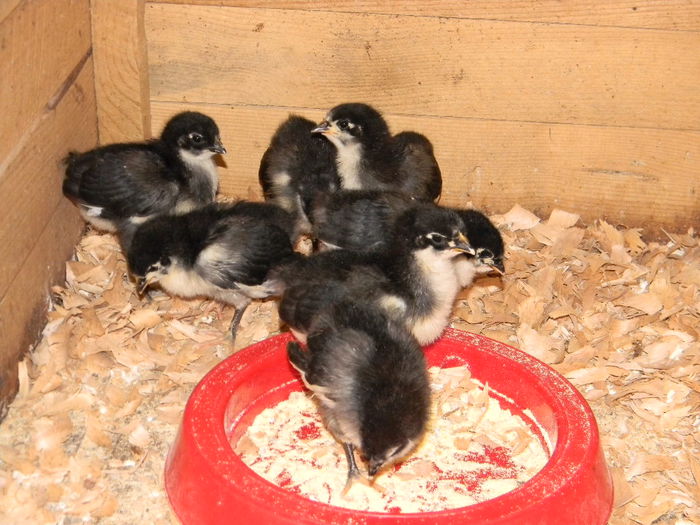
[[91, 0, 151, 143]]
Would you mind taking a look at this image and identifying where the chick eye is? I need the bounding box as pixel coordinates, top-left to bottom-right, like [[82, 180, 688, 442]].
[[425, 232, 448, 249], [188, 132, 204, 144], [160, 256, 171, 266], [337, 119, 350, 131], [479, 248, 494, 259]]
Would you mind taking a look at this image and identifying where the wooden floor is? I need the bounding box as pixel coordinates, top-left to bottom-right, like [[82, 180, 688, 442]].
[[0, 204, 697, 524]]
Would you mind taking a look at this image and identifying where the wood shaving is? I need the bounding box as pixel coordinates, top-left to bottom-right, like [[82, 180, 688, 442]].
[[235, 366, 548, 513], [0, 204, 697, 524]]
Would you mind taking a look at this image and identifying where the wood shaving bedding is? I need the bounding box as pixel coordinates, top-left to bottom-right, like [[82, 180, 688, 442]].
[[235, 365, 548, 513], [0, 204, 697, 524]]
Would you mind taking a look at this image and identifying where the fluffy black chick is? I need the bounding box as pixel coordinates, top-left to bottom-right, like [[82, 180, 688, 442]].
[[312, 190, 505, 282], [125, 201, 296, 344], [63, 111, 226, 232], [312, 103, 441, 201], [258, 115, 340, 239], [451, 208, 505, 287], [311, 189, 413, 252], [278, 203, 472, 345], [287, 299, 430, 492]]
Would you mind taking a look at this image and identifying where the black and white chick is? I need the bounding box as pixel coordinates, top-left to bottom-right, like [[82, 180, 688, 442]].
[[312, 190, 505, 283], [63, 111, 226, 232], [258, 115, 340, 239], [278, 203, 473, 346], [312, 103, 441, 201], [125, 201, 296, 345], [287, 299, 430, 493], [450, 208, 505, 287]]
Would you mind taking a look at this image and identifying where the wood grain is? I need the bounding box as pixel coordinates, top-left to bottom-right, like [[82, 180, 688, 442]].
[[147, 0, 700, 32], [91, 0, 152, 142], [145, 4, 700, 130], [0, 0, 22, 24], [0, 0, 91, 167], [151, 101, 700, 235], [0, 199, 84, 414], [0, 60, 97, 300]]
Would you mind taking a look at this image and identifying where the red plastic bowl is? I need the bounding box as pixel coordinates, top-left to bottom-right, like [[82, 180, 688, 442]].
[[164, 329, 613, 524]]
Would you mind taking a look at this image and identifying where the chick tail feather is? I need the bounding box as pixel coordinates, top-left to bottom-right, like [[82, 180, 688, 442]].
[[63, 150, 80, 167]]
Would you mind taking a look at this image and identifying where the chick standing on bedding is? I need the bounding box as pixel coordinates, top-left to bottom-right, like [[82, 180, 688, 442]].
[[258, 115, 340, 240], [287, 299, 430, 493], [450, 208, 505, 287], [312, 103, 441, 202], [63, 111, 225, 232], [278, 203, 473, 346], [125, 201, 297, 345]]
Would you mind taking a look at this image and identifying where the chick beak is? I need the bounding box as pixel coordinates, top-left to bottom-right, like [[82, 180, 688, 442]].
[[490, 259, 506, 275], [367, 460, 383, 478], [136, 276, 154, 298], [311, 121, 333, 135], [450, 232, 475, 255], [210, 138, 226, 155]]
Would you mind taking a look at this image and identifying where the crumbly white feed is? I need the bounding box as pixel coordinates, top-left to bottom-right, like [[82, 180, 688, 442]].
[[234, 365, 549, 513]]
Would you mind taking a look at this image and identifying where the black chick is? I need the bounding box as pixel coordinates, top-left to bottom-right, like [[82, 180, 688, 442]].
[[312, 190, 505, 282], [258, 115, 339, 239], [125, 201, 296, 345], [63, 111, 226, 232], [311, 189, 413, 252], [287, 299, 430, 492], [451, 208, 505, 287], [278, 203, 472, 346], [312, 103, 441, 201]]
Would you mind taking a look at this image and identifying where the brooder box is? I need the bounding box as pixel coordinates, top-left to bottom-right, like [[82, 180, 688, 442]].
[[1, 0, 699, 413]]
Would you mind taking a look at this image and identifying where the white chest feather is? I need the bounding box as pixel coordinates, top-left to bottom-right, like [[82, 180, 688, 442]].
[[79, 206, 117, 232], [454, 256, 478, 288], [159, 262, 221, 299], [334, 142, 364, 190], [411, 249, 461, 345], [158, 260, 246, 308], [179, 150, 219, 199]]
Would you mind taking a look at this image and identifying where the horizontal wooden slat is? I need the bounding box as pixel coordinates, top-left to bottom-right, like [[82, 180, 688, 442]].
[[0, 199, 83, 410], [151, 102, 700, 236], [145, 5, 700, 131], [0, 59, 98, 300], [0, 0, 91, 166], [147, 0, 700, 32], [91, 0, 152, 143]]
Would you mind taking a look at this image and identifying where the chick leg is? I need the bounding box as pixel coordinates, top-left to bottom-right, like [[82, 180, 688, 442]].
[[340, 444, 386, 497], [341, 443, 363, 496], [229, 300, 251, 347]]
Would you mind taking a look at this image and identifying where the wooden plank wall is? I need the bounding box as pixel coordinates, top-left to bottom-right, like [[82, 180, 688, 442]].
[[91, 0, 152, 142], [0, 0, 98, 412], [144, 0, 700, 234]]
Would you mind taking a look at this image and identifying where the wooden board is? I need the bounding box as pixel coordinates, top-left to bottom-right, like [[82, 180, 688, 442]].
[[145, 4, 700, 130], [0, 59, 98, 301], [0, 0, 97, 410], [151, 102, 700, 235], [0, 0, 91, 167], [147, 0, 700, 31], [0, 0, 22, 23], [91, 0, 152, 142], [0, 199, 83, 415]]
